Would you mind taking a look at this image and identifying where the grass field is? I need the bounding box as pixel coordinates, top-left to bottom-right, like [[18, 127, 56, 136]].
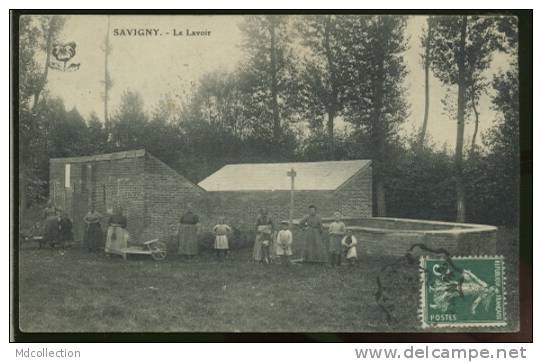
[[17, 228, 519, 333]]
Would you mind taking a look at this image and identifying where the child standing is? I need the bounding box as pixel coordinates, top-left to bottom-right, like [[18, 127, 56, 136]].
[[328, 211, 346, 267], [213, 217, 232, 261], [260, 231, 272, 264], [275, 221, 293, 265], [253, 208, 274, 263], [341, 229, 358, 266]]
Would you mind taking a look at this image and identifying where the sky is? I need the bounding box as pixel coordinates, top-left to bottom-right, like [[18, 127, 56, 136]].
[[44, 15, 514, 150]]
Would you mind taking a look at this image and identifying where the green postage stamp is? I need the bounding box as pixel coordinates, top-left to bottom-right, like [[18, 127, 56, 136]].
[[419, 256, 506, 328]]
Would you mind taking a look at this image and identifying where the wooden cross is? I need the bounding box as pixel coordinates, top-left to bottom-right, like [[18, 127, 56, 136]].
[[287, 168, 296, 224]]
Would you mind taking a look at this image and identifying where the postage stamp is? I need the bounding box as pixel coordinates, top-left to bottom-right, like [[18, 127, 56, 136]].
[[419, 256, 507, 328]]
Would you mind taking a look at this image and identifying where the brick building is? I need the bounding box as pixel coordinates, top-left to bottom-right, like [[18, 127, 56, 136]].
[[49, 149, 210, 243], [198, 160, 372, 231]]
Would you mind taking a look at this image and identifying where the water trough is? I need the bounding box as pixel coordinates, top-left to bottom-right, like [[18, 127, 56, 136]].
[[291, 217, 497, 257]]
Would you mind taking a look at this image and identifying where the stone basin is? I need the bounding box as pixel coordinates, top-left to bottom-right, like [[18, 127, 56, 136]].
[[291, 217, 498, 257]]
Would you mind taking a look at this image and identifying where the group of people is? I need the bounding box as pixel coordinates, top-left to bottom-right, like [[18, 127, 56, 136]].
[[288, 205, 358, 266], [82, 205, 130, 257], [41, 201, 360, 266], [176, 204, 359, 266], [41, 201, 131, 256]]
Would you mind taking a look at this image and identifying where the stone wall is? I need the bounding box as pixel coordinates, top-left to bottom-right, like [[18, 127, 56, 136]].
[[290, 217, 497, 258]]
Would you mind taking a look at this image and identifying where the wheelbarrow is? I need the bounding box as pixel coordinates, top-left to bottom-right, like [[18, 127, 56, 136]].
[[122, 239, 167, 261]]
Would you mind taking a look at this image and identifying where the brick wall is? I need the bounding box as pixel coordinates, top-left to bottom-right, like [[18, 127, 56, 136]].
[[49, 155, 373, 247], [208, 165, 372, 233], [211, 190, 335, 232], [50, 154, 212, 245], [50, 157, 146, 241], [142, 154, 213, 242], [336, 164, 372, 218]]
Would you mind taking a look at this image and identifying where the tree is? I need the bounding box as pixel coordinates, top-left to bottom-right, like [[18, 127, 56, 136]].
[[19, 16, 41, 109], [341, 15, 409, 217], [479, 16, 519, 226], [238, 15, 297, 145], [18, 15, 65, 210], [110, 90, 148, 149], [102, 16, 113, 137], [32, 16, 66, 110], [86, 112, 109, 154], [178, 69, 299, 181], [467, 77, 487, 156], [145, 95, 185, 168], [419, 16, 433, 146], [429, 16, 501, 222], [109, 90, 187, 169], [182, 71, 251, 139], [294, 15, 347, 158], [24, 97, 90, 204], [386, 136, 456, 221], [483, 68, 519, 224]]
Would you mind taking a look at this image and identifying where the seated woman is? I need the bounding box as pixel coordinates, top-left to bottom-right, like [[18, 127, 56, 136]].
[[105, 206, 129, 259]]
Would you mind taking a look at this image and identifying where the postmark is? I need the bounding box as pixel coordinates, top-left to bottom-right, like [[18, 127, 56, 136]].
[[419, 255, 507, 328]]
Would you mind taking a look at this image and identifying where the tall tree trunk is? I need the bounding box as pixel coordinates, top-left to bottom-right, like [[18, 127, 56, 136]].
[[323, 15, 338, 159], [32, 22, 52, 111], [374, 51, 387, 217], [419, 19, 432, 146], [326, 110, 335, 159], [21, 16, 55, 215], [104, 16, 111, 138], [269, 19, 280, 142], [470, 85, 480, 156], [455, 16, 468, 222]]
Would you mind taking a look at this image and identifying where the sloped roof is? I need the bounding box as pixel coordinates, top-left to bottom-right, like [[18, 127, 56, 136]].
[[50, 149, 146, 163], [198, 160, 371, 191]]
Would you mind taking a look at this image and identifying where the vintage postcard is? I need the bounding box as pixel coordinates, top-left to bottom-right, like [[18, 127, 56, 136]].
[[12, 11, 527, 337]]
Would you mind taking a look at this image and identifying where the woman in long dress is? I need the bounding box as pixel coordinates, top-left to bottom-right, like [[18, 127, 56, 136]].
[[299, 205, 327, 263], [252, 208, 274, 263], [83, 205, 103, 252], [43, 201, 59, 247], [177, 203, 200, 258], [105, 206, 129, 259]]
